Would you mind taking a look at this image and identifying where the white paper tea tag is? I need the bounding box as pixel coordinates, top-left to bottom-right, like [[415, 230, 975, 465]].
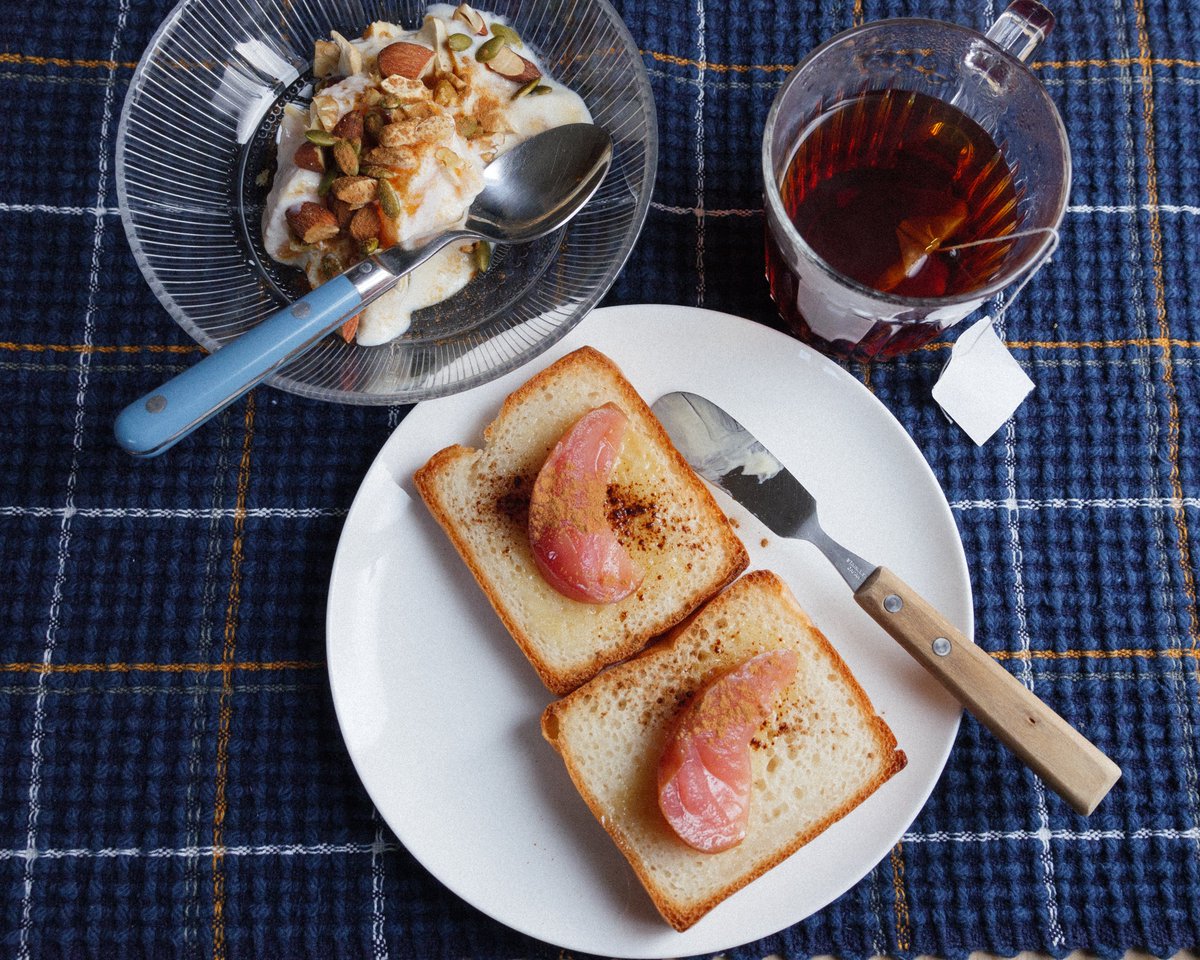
[[931, 315, 1034, 445]]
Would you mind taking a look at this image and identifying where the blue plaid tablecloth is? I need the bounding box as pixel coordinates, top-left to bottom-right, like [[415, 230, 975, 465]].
[[2, 0, 1198, 956]]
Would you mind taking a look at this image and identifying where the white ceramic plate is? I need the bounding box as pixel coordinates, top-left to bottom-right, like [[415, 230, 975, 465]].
[[326, 304, 971, 957]]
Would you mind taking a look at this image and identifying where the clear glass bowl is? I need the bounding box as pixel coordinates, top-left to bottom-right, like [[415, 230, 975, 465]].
[[116, 0, 656, 404]]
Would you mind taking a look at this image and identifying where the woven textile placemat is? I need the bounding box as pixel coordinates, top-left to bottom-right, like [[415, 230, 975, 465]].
[[1, 0, 1198, 956]]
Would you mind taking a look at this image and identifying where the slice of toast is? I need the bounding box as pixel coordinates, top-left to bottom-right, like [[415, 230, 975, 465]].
[[414, 346, 749, 695], [540, 569, 907, 931]]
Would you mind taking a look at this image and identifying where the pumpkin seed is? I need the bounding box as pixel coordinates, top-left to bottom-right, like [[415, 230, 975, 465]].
[[511, 77, 541, 100], [305, 128, 338, 147], [361, 237, 379, 255], [377, 178, 402, 219], [317, 167, 338, 197], [333, 140, 359, 176], [529, 83, 552, 96], [455, 116, 479, 139], [476, 35, 506, 62], [447, 33, 472, 51], [490, 23, 522, 48], [473, 240, 492, 273], [320, 253, 344, 281]]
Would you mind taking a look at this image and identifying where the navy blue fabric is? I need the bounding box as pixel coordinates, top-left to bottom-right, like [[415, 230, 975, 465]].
[[2, 0, 1199, 957]]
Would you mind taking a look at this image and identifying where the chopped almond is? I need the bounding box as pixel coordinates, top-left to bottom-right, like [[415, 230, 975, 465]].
[[313, 40, 340, 78], [378, 119, 421, 147], [380, 75, 429, 101], [349, 205, 382, 242], [339, 313, 361, 343], [331, 175, 378, 208], [379, 115, 454, 147], [332, 110, 364, 143], [433, 78, 458, 106], [293, 141, 325, 173], [399, 100, 440, 121], [328, 197, 355, 229], [378, 41, 433, 79], [363, 146, 420, 170], [286, 202, 340, 244]]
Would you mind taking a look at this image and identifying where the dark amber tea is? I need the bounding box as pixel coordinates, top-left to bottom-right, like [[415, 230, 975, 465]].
[[780, 89, 1019, 297], [765, 88, 1022, 358]]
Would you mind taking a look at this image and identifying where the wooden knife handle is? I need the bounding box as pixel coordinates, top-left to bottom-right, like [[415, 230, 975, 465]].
[[855, 566, 1121, 815]]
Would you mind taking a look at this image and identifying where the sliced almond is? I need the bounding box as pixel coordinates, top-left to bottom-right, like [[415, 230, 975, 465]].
[[312, 94, 342, 132], [378, 42, 433, 79], [286, 202, 339, 244], [331, 175, 378, 208], [293, 141, 325, 173], [486, 46, 540, 83], [329, 30, 363, 76], [349, 205, 382, 242], [454, 3, 487, 35], [312, 40, 340, 78], [424, 15, 452, 75]]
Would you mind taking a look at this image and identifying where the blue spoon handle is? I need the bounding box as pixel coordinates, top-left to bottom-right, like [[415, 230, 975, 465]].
[[114, 274, 364, 458]]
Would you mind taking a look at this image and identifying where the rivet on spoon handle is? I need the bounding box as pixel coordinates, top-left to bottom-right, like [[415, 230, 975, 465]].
[[855, 566, 1122, 816]]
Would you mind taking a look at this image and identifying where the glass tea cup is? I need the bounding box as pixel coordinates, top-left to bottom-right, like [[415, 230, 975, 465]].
[[762, 1, 1070, 361]]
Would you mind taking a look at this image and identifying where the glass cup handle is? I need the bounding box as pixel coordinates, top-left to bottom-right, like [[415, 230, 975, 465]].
[[984, 0, 1055, 62]]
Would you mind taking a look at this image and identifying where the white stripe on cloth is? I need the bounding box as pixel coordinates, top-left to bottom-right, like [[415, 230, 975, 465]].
[[949, 496, 1200, 510], [1, 827, 1197, 862], [371, 809, 389, 960], [0, 505, 346, 518]]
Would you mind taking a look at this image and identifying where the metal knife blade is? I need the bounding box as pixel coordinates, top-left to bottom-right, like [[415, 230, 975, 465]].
[[650, 389, 1122, 815], [650, 390, 875, 590]]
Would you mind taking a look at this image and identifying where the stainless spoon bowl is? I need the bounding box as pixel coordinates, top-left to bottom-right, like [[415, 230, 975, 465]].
[[114, 123, 613, 458]]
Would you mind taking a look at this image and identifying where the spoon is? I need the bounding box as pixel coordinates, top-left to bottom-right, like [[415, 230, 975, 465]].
[[114, 122, 613, 457]]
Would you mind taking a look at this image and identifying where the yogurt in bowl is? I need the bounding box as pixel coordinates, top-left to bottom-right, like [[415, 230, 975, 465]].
[[261, 3, 592, 346]]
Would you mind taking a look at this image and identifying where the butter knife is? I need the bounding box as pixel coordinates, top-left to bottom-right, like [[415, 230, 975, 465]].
[[651, 390, 1121, 815]]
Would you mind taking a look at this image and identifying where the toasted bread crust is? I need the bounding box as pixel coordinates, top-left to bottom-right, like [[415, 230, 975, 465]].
[[414, 346, 749, 695], [542, 570, 907, 931]]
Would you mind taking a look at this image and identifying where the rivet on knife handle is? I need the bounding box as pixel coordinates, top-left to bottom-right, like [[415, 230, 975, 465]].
[[856, 566, 1122, 816]]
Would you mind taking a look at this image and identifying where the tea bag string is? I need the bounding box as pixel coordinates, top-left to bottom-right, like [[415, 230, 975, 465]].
[[941, 226, 1061, 320]]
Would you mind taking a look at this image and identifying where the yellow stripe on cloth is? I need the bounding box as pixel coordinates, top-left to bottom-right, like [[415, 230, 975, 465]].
[[211, 395, 256, 960]]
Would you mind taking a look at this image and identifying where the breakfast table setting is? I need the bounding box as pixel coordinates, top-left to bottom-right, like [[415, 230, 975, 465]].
[[2, 0, 1199, 954]]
